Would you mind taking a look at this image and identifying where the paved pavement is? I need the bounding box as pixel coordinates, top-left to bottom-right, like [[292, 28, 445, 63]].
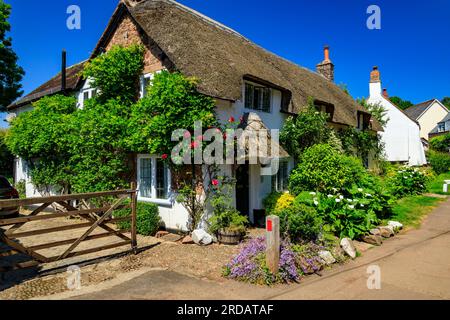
[[47, 198, 450, 300]]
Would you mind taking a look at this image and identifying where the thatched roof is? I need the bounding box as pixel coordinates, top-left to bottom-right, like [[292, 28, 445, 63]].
[[122, 0, 381, 131], [7, 61, 86, 110]]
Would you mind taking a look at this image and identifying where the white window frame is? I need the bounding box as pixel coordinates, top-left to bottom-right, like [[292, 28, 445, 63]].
[[137, 154, 172, 206], [272, 159, 290, 192], [438, 122, 446, 133], [244, 81, 273, 113], [140, 73, 155, 99]]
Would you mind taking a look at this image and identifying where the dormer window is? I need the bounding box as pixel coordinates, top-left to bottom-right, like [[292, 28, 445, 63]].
[[314, 100, 334, 120], [357, 111, 371, 130], [438, 122, 446, 133], [245, 83, 271, 113]]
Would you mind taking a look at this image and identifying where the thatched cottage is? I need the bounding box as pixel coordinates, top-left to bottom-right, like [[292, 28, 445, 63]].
[[7, 0, 381, 230]]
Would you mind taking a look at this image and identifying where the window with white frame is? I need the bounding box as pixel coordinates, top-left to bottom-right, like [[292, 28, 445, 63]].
[[140, 73, 155, 98], [137, 155, 171, 203], [438, 122, 446, 133], [245, 82, 272, 113], [80, 88, 97, 108], [272, 160, 289, 192]]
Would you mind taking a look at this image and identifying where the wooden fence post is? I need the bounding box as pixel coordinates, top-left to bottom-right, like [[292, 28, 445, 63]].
[[266, 215, 280, 274], [131, 182, 138, 253]]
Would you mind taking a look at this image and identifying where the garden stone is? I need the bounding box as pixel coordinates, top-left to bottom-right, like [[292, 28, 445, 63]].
[[362, 234, 383, 246], [388, 221, 403, 232], [318, 250, 336, 265], [181, 235, 194, 244], [192, 229, 213, 246], [378, 226, 395, 238], [370, 229, 381, 236], [340, 238, 356, 259]]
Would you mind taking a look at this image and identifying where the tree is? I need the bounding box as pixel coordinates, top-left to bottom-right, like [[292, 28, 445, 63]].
[[0, 128, 14, 178], [0, 0, 24, 111], [389, 96, 413, 110], [441, 97, 450, 109], [357, 97, 389, 128]]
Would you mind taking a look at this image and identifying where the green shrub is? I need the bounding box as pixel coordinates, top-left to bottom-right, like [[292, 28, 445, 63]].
[[114, 201, 161, 236], [275, 202, 322, 242], [429, 133, 450, 153], [288, 144, 367, 194], [386, 166, 428, 198], [428, 151, 450, 175], [262, 192, 295, 215]]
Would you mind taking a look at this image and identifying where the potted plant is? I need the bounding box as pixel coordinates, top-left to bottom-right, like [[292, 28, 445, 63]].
[[209, 209, 248, 244], [208, 177, 248, 244]]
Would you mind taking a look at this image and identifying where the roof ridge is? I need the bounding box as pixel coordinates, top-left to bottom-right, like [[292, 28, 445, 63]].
[[135, 0, 323, 82]]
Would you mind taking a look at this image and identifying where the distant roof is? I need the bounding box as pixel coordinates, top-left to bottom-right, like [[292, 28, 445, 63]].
[[404, 99, 440, 120], [7, 61, 86, 110]]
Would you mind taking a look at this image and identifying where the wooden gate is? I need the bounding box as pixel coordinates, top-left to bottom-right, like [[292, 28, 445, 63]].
[[0, 184, 137, 273]]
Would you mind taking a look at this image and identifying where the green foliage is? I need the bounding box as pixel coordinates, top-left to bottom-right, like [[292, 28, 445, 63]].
[[389, 96, 413, 110], [0, 129, 14, 177], [390, 195, 444, 228], [288, 144, 367, 194], [127, 71, 217, 155], [427, 172, 450, 195], [427, 150, 450, 175], [114, 201, 161, 236], [209, 176, 248, 234], [82, 45, 144, 105], [429, 133, 450, 153], [298, 192, 378, 240], [275, 202, 322, 242], [280, 101, 331, 161], [337, 127, 385, 163], [441, 97, 450, 109], [262, 192, 295, 215], [0, 0, 24, 111], [14, 179, 25, 198], [357, 98, 389, 128], [386, 166, 429, 198]]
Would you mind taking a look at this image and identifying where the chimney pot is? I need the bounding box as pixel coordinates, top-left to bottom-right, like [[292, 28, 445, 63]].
[[316, 45, 334, 82], [370, 66, 380, 83]]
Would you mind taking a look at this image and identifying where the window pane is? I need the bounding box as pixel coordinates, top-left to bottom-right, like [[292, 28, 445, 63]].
[[262, 88, 271, 112], [139, 158, 152, 198], [245, 83, 254, 109], [156, 159, 168, 199], [254, 87, 262, 110], [83, 91, 89, 102]]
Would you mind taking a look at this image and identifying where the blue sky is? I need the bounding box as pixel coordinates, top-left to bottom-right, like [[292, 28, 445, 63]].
[[2, 0, 450, 127]]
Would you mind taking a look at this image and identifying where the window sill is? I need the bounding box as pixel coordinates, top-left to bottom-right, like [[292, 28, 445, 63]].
[[137, 197, 173, 208]]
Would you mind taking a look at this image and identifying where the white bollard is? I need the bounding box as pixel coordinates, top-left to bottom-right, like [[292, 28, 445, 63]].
[[266, 215, 280, 274], [444, 182, 449, 193]]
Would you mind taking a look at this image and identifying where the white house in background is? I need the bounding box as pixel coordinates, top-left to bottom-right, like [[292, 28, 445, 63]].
[[7, 0, 382, 231], [367, 66, 427, 166], [403, 99, 449, 141]]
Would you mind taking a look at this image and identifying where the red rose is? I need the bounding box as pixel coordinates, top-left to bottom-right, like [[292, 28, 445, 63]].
[[229, 116, 235, 123], [212, 179, 219, 186], [161, 154, 168, 160]]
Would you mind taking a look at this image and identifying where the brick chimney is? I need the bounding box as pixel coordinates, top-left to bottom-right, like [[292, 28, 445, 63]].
[[369, 66, 382, 97], [382, 88, 389, 99], [316, 46, 334, 82]]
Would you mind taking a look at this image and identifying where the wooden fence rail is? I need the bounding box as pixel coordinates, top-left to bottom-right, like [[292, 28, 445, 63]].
[[0, 183, 137, 273]]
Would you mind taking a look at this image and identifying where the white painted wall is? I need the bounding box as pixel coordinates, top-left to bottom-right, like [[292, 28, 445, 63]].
[[368, 81, 426, 166]]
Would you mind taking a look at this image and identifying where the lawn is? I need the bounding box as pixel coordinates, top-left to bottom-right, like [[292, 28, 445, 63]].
[[389, 195, 445, 229], [427, 172, 450, 195]]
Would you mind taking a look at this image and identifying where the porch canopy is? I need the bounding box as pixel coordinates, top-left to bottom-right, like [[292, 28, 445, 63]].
[[235, 112, 290, 164]]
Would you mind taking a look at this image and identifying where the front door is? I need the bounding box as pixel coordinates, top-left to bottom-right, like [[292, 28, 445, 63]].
[[235, 164, 250, 217]]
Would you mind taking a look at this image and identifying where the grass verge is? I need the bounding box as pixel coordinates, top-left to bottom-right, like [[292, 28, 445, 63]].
[[427, 172, 450, 195], [389, 195, 445, 228]]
